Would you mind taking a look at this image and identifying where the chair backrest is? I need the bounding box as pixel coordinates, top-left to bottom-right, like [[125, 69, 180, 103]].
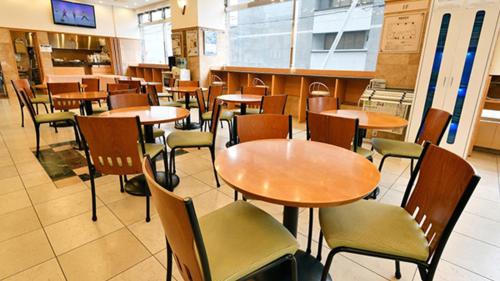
[[308, 82, 330, 97], [261, 95, 287, 114], [146, 85, 160, 106], [17, 89, 38, 124], [415, 108, 452, 145], [307, 96, 339, 113], [11, 79, 35, 100], [108, 89, 137, 96], [252, 77, 266, 87], [242, 86, 267, 96], [118, 80, 141, 93], [82, 78, 99, 92], [108, 93, 149, 110], [211, 74, 225, 86], [308, 112, 358, 151], [236, 114, 292, 143], [207, 85, 223, 111], [47, 82, 81, 110], [195, 89, 207, 114], [143, 157, 211, 281], [402, 142, 480, 259], [166, 78, 176, 87], [107, 83, 130, 92], [178, 80, 199, 87], [77, 116, 144, 175], [210, 100, 223, 141]]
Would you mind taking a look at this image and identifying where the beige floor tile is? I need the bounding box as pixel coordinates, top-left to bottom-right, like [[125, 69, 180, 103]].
[[172, 176, 213, 198], [14, 160, 45, 175], [191, 168, 228, 188], [58, 228, 150, 281], [84, 174, 120, 188], [20, 171, 52, 188], [0, 190, 32, 216], [0, 229, 54, 279], [0, 207, 41, 242], [45, 206, 124, 255], [176, 157, 213, 175], [94, 180, 130, 204], [35, 190, 104, 226], [455, 212, 500, 247], [107, 196, 157, 225], [430, 260, 491, 281], [0, 154, 14, 168], [465, 197, 500, 222], [0, 165, 19, 180], [329, 253, 390, 281], [27, 181, 87, 204], [3, 259, 65, 281], [0, 176, 24, 195], [342, 253, 417, 281], [109, 257, 166, 281], [192, 189, 233, 217], [128, 215, 166, 254], [54, 176, 83, 188], [379, 189, 404, 206]]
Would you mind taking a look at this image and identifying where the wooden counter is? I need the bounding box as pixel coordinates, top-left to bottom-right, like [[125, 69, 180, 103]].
[[211, 66, 375, 122]]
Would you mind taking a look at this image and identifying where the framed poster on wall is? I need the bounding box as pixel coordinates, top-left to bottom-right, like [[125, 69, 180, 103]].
[[171, 32, 183, 56], [204, 30, 217, 56], [186, 30, 199, 57], [380, 12, 426, 53]]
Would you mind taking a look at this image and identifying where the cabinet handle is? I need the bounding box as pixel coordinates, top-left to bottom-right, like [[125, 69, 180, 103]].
[[450, 77, 454, 86], [443, 77, 447, 86]]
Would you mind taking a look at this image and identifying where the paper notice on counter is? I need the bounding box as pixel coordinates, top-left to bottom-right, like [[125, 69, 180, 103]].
[[39, 44, 53, 53]]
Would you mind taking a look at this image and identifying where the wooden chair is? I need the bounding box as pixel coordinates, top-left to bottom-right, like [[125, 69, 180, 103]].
[[211, 74, 225, 86], [177, 80, 200, 108], [167, 100, 223, 187], [198, 85, 233, 138], [306, 96, 339, 140], [143, 156, 299, 281], [317, 142, 480, 281], [47, 82, 81, 112], [252, 77, 266, 87], [118, 79, 141, 93], [18, 89, 80, 157], [76, 115, 167, 222], [260, 95, 287, 114], [82, 78, 99, 91], [232, 114, 292, 201], [233, 86, 268, 115], [11, 79, 49, 127], [308, 82, 330, 97], [107, 83, 130, 92], [371, 108, 451, 174], [107, 93, 166, 145], [108, 89, 137, 96]]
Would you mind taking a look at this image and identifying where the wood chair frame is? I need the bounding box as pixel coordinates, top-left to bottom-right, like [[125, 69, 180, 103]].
[[11, 79, 49, 127]]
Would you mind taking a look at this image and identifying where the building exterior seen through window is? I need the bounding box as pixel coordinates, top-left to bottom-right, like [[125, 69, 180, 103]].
[[138, 7, 173, 64]]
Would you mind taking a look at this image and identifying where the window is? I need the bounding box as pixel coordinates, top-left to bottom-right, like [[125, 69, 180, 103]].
[[138, 7, 172, 64], [226, 0, 384, 71]]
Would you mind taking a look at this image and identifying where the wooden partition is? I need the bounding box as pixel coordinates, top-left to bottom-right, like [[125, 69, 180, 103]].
[[211, 67, 375, 122], [127, 64, 169, 91]]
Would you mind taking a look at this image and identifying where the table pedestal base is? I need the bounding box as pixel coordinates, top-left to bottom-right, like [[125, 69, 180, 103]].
[[125, 172, 180, 195], [250, 250, 331, 281]]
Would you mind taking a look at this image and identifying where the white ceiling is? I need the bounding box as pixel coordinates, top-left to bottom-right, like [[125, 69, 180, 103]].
[[80, 0, 167, 9]]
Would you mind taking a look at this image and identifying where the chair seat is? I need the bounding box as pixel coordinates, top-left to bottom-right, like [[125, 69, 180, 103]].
[[167, 131, 213, 148], [91, 107, 108, 114], [202, 110, 233, 121], [140, 143, 164, 158], [355, 146, 374, 159], [319, 200, 429, 262], [142, 128, 165, 139], [200, 201, 299, 281], [35, 111, 75, 124], [245, 108, 261, 115], [310, 90, 330, 96], [31, 96, 50, 104], [161, 101, 184, 107], [371, 138, 423, 158], [158, 92, 173, 98]]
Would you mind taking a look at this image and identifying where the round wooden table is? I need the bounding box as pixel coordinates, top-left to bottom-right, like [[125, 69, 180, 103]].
[[216, 139, 380, 280], [34, 83, 87, 90], [217, 94, 262, 115], [100, 106, 190, 189], [165, 86, 203, 130], [320, 109, 408, 129], [52, 91, 108, 115]]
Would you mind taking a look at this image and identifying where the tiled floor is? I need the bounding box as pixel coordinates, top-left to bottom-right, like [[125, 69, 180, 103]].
[[0, 95, 499, 281]]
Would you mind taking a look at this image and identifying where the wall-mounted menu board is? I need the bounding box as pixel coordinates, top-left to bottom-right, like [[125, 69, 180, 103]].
[[380, 12, 425, 53]]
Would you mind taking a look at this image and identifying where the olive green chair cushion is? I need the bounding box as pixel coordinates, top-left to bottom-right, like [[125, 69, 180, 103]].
[[35, 111, 75, 124], [355, 146, 374, 159], [31, 96, 50, 104], [167, 131, 213, 148], [371, 138, 423, 158], [319, 200, 429, 262], [201, 110, 233, 122], [200, 201, 299, 281], [91, 107, 108, 114], [141, 128, 165, 139], [161, 101, 184, 107], [245, 108, 261, 115], [140, 143, 164, 158]]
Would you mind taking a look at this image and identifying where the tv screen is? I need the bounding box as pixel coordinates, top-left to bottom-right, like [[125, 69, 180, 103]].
[[51, 0, 96, 28]]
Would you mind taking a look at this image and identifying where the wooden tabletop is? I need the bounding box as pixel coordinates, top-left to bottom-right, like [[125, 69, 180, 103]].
[[52, 91, 108, 101], [34, 84, 87, 90], [217, 94, 262, 104], [215, 139, 380, 207], [99, 106, 190, 125], [321, 109, 408, 129], [141, 81, 162, 86], [164, 86, 200, 93]]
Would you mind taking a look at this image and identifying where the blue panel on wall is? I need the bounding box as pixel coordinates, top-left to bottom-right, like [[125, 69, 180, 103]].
[[447, 11, 485, 144]]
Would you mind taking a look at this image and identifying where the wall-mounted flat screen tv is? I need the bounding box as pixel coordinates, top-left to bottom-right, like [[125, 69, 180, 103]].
[[51, 0, 96, 28]]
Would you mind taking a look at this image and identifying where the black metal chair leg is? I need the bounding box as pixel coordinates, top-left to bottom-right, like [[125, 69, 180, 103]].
[[320, 250, 337, 281], [290, 255, 298, 281], [43, 103, 49, 113], [209, 147, 220, 187], [20, 105, 25, 127], [395, 260, 402, 279], [166, 241, 173, 281], [90, 170, 97, 221], [306, 208, 314, 254], [119, 175, 124, 193], [72, 122, 81, 149], [35, 125, 40, 157], [36, 104, 39, 114], [146, 192, 151, 222], [410, 158, 415, 174], [317, 230, 324, 261]]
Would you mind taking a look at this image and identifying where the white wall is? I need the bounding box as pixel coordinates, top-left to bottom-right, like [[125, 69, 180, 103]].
[[0, 0, 139, 39]]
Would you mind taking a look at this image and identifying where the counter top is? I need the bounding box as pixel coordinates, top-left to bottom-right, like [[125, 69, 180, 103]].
[[52, 61, 111, 67]]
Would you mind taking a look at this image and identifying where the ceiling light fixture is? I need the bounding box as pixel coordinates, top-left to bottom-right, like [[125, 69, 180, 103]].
[[177, 0, 187, 15]]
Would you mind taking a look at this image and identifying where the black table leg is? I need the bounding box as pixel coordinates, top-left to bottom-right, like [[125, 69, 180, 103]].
[[240, 103, 247, 115], [225, 102, 247, 147], [144, 125, 155, 143], [283, 206, 299, 236], [83, 101, 94, 116]]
